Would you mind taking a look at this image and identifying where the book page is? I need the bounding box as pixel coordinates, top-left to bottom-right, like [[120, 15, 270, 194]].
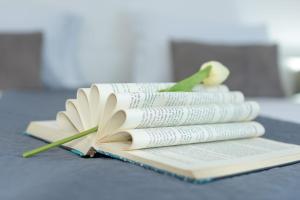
[[107, 102, 260, 132], [112, 91, 244, 111], [92, 83, 228, 94], [90, 83, 176, 127], [55, 83, 232, 143], [128, 138, 300, 170], [90, 83, 230, 130], [192, 84, 229, 92], [65, 99, 84, 132], [106, 122, 265, 149], [76, 88, 92, 129], [96, 137, 300, 179], [27, 121, 94, 155]]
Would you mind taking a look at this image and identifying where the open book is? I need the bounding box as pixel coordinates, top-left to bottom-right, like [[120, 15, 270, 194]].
[[26, 83, 300, 182]]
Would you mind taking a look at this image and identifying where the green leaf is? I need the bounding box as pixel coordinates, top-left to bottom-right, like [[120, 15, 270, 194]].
[[160, 65, 211, 92]]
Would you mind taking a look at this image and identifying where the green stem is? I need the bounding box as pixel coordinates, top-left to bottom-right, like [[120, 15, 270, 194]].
[[159, 65, 211, 92], [23, 126, 98, 158]]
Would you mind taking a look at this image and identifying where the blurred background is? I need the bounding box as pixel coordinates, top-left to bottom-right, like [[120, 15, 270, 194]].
[[1, 0, 300, 100]]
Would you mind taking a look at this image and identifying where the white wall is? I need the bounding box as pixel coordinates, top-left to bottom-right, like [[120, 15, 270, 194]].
[[235, 0, 300, 57], [40, 0, 300, 57], [234, 0, 300, 95], [3, 0, 300, 88], [6, 0, 241, 85]]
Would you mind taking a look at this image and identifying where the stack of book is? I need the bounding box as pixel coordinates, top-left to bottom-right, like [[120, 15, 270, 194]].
[[26, 83, 300, 182]]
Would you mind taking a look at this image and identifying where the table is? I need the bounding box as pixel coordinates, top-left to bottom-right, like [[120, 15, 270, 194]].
[[249, 97, 300, 124], [1, 90, 300, 200]]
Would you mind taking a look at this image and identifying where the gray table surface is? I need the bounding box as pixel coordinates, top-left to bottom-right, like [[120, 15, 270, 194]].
[[1, 90, 300, 200]]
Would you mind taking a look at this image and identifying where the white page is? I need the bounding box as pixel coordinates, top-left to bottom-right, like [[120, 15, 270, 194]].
[[118, 122, 265, 149], [128, 138, 300, 170], [115, 102, 260, 130], [113, 91, 244, 111]]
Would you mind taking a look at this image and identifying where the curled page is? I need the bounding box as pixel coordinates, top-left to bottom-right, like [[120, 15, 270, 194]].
[[108, 101, 260, 131], [111, 91, 244, 111], [192, 84, 229, 92], [76, 88, 92, 129], [56, 83, 231, 139], [89, 83, 174, 127], [101, 122, 265, 150], [89, 83, 230, 131]]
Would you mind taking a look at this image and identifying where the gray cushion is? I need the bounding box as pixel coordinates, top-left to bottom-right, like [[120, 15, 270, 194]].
[[0, 32, 42, 89], [170, 41, 283, 97]]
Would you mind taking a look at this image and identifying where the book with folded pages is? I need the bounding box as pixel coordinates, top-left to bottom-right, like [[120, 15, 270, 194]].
[[25, 83, 300, 182]]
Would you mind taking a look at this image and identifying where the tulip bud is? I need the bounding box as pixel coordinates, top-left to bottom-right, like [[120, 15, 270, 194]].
[[200, 61, 230, 85]]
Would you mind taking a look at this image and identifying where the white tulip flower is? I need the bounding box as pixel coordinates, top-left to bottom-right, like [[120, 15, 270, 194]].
[[200, 61, 230, 85]]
